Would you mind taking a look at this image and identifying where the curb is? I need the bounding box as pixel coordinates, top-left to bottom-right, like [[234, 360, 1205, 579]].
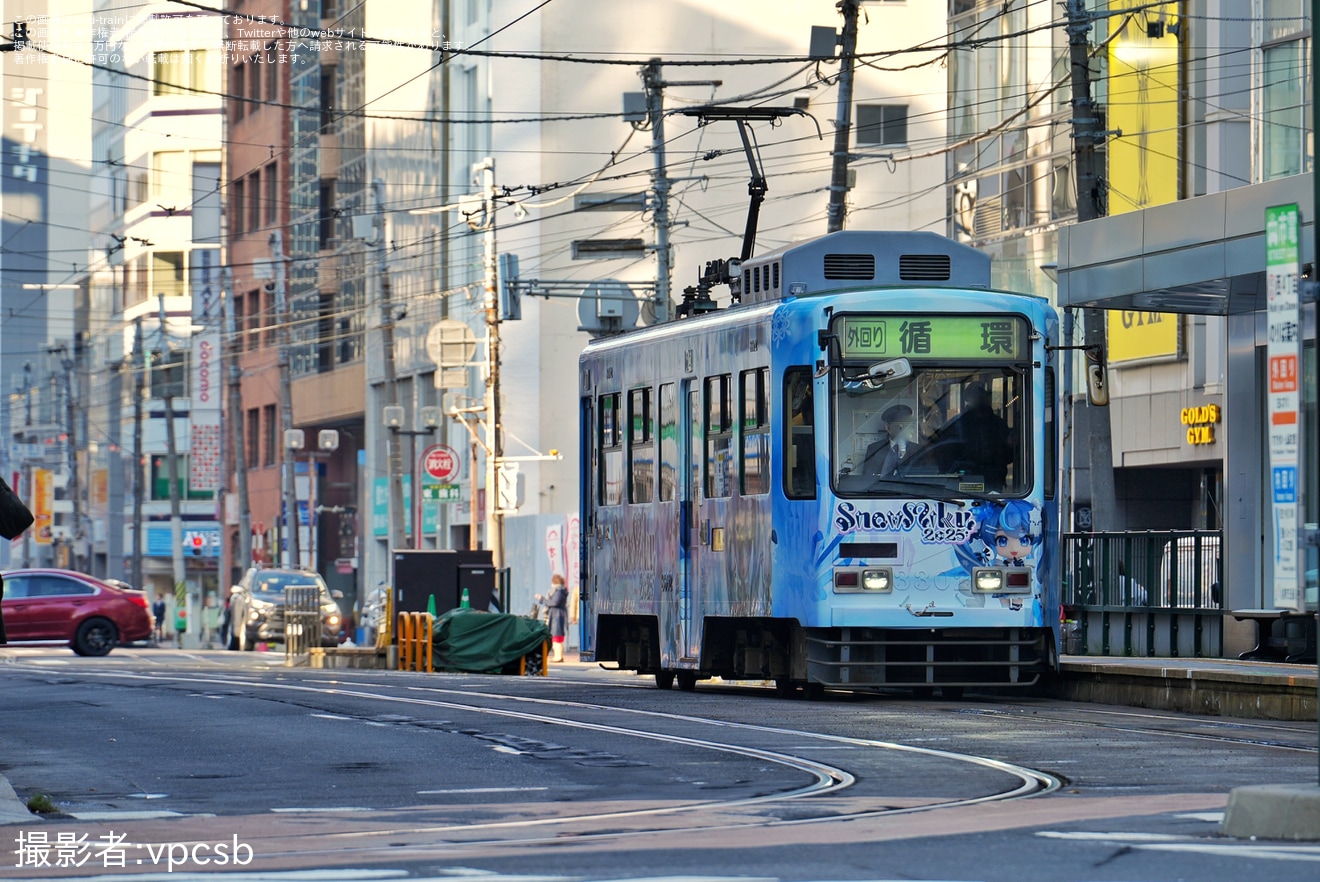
[[0, 774, 36, 826], [1222, 783, 1320, 841]]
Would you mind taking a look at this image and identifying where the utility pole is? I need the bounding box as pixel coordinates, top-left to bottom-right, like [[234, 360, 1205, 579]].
[[825, 0, 859, 233], [477, 158, 503, 570], [222, 266, 252, 574], [156, 295, 187, 643], [1065, 0, 1117, 531], [374, 179, 407, 562], [131, 317, 144, 593], [273, 231, 300, 568], [54, 343, 80, 570], [642, 60, 673, 324]]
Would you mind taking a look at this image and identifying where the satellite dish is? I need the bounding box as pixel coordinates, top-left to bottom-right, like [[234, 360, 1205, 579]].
[[578, 279, 639, 336]]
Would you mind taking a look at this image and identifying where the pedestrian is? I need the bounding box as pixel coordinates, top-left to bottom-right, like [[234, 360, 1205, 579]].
[[219, 590, 232, 648], [152, 593, 167, 644], [535, 574, 569, 663]]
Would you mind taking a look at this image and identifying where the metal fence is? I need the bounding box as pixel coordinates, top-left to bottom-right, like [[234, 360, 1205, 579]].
[[284, 586, 323, 667], [1062, 530, 1223, 658]]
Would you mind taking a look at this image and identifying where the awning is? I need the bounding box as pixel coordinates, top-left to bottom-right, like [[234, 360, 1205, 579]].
[[1056, 174, 1315, 316]]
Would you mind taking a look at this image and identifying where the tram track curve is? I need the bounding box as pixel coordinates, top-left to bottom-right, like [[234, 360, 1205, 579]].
[[4, 663, 1061, 858]]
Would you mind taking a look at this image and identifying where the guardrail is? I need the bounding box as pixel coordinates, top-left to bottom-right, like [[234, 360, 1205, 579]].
[[1062, 530, 1223, 658], [397, 611, 434, 673]]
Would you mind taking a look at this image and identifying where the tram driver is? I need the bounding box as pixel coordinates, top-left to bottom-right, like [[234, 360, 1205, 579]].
[[859, 404, 917, 477]]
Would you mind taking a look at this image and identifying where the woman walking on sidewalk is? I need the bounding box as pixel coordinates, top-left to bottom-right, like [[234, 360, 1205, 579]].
[[536, 575, 569, 662]]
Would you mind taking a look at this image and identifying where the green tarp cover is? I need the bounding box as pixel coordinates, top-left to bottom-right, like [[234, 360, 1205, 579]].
[[430, 607, 549, 673]]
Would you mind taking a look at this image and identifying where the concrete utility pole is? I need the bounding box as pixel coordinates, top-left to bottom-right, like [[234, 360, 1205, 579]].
[[222, 266, 251, 575], [273, 231, 300, 568], [156, 295, 187, 642], [825, 0, 860, 233], [374, 179, 407, 561], [477, 158, 504, 570], [1065, 0, 1117, 531], [54, 343, 80, 570], [642, 60, 673, 324], [131, 316, 145, 593]]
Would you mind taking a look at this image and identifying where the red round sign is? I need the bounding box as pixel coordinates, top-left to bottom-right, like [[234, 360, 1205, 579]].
[[422, 444, 460, 482]]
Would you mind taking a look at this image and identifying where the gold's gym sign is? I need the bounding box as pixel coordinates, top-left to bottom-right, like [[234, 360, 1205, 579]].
[[1180, 404, 1220, 445]]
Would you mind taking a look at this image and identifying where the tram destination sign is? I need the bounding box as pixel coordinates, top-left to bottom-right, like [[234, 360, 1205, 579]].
[[837, 315, 1026, 361]]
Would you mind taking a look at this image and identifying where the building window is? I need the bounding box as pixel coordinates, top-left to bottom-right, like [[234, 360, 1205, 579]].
[[263, 404, 277, 466], [231, 177, 245, 235], [265, 161, 278, 226], [856, 103, 908, 146], [247, 169, 261, 232], [319, 181, 335, 249], [628, 387, 653, 504], [265, 43, 279, 102], [232, 63, 246, 119], [245, 289, 260, 352], [152, 252, 185, 297], [246, 408, 260, 470], [1262, 37, 1311, 181], [153, 50, 213, 95]]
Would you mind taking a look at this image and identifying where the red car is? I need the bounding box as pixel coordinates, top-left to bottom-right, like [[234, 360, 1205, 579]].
[[1, 569, 153, 656]]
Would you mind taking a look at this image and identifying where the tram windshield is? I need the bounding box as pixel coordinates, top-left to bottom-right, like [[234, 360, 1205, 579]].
[[829, 315, 1030, 498]]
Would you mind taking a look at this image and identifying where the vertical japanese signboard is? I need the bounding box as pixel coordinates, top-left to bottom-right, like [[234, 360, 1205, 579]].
[[1264, 204, 1304, 610]]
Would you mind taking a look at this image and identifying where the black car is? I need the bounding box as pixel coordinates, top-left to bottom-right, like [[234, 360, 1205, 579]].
[[227, 568, 343, 651]]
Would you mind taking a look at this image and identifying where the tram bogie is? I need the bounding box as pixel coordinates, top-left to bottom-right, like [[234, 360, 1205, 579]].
[[578, 230, 1062, 695]]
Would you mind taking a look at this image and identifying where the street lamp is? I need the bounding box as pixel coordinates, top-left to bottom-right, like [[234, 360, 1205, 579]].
[[285, 428, 340, 572], [383, 406, 441, 549]]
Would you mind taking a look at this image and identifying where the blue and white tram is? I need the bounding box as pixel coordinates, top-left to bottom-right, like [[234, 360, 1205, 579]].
[[577, 230, 1061, 695]]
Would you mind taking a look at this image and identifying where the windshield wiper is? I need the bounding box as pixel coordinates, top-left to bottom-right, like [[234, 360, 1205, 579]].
[[857, 478, 967, 507]]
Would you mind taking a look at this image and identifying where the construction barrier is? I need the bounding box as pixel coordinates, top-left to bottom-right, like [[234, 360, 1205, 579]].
[[397, 611, 434, 673], [518, 640, 550, 676]]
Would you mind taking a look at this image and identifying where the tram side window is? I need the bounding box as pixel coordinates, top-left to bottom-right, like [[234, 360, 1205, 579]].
[[705, 374, 733, 498], [784, 368, 816, 499], [741, 367, 770, 495], [658, 383, 677, 501], [628, 387, 654, 504], [599, 392, 623, 506]]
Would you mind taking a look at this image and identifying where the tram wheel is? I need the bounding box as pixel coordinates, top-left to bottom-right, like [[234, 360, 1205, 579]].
[[911, 686, 935, 699], [774, 678, 797, 699], [676, 671, 698, 692], [940, 685, 966, 700], [655, 671, 675, 690], [803, 682, 826, 701]]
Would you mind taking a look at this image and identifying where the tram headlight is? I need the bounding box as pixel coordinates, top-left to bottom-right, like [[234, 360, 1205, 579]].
[[973, 568, 1004, 593], [861, 568, 892, 592]]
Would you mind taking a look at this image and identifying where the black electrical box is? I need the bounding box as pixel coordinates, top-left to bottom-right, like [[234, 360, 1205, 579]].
[[392, 549, 496, 621]]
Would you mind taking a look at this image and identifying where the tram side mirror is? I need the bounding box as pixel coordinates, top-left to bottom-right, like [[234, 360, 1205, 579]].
[[867, 358, 911, 382], [1085, 347, 1109, 407]]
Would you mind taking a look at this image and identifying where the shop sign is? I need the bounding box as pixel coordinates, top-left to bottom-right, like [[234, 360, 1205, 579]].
[[1179, 404, 1220, 445]]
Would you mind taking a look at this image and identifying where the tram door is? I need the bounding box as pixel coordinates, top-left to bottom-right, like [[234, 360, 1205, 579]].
[[679, 383, 700, 660]]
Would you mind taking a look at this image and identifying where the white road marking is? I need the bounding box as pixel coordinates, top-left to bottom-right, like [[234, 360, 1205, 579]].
[[417, 787, 549, 795]]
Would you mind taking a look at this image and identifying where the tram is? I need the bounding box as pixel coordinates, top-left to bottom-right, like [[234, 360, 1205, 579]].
[[578, 230, 1063, 696]]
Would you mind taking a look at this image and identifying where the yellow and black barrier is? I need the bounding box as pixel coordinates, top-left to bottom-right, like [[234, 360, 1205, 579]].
[[397, 611, 434, 673]]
